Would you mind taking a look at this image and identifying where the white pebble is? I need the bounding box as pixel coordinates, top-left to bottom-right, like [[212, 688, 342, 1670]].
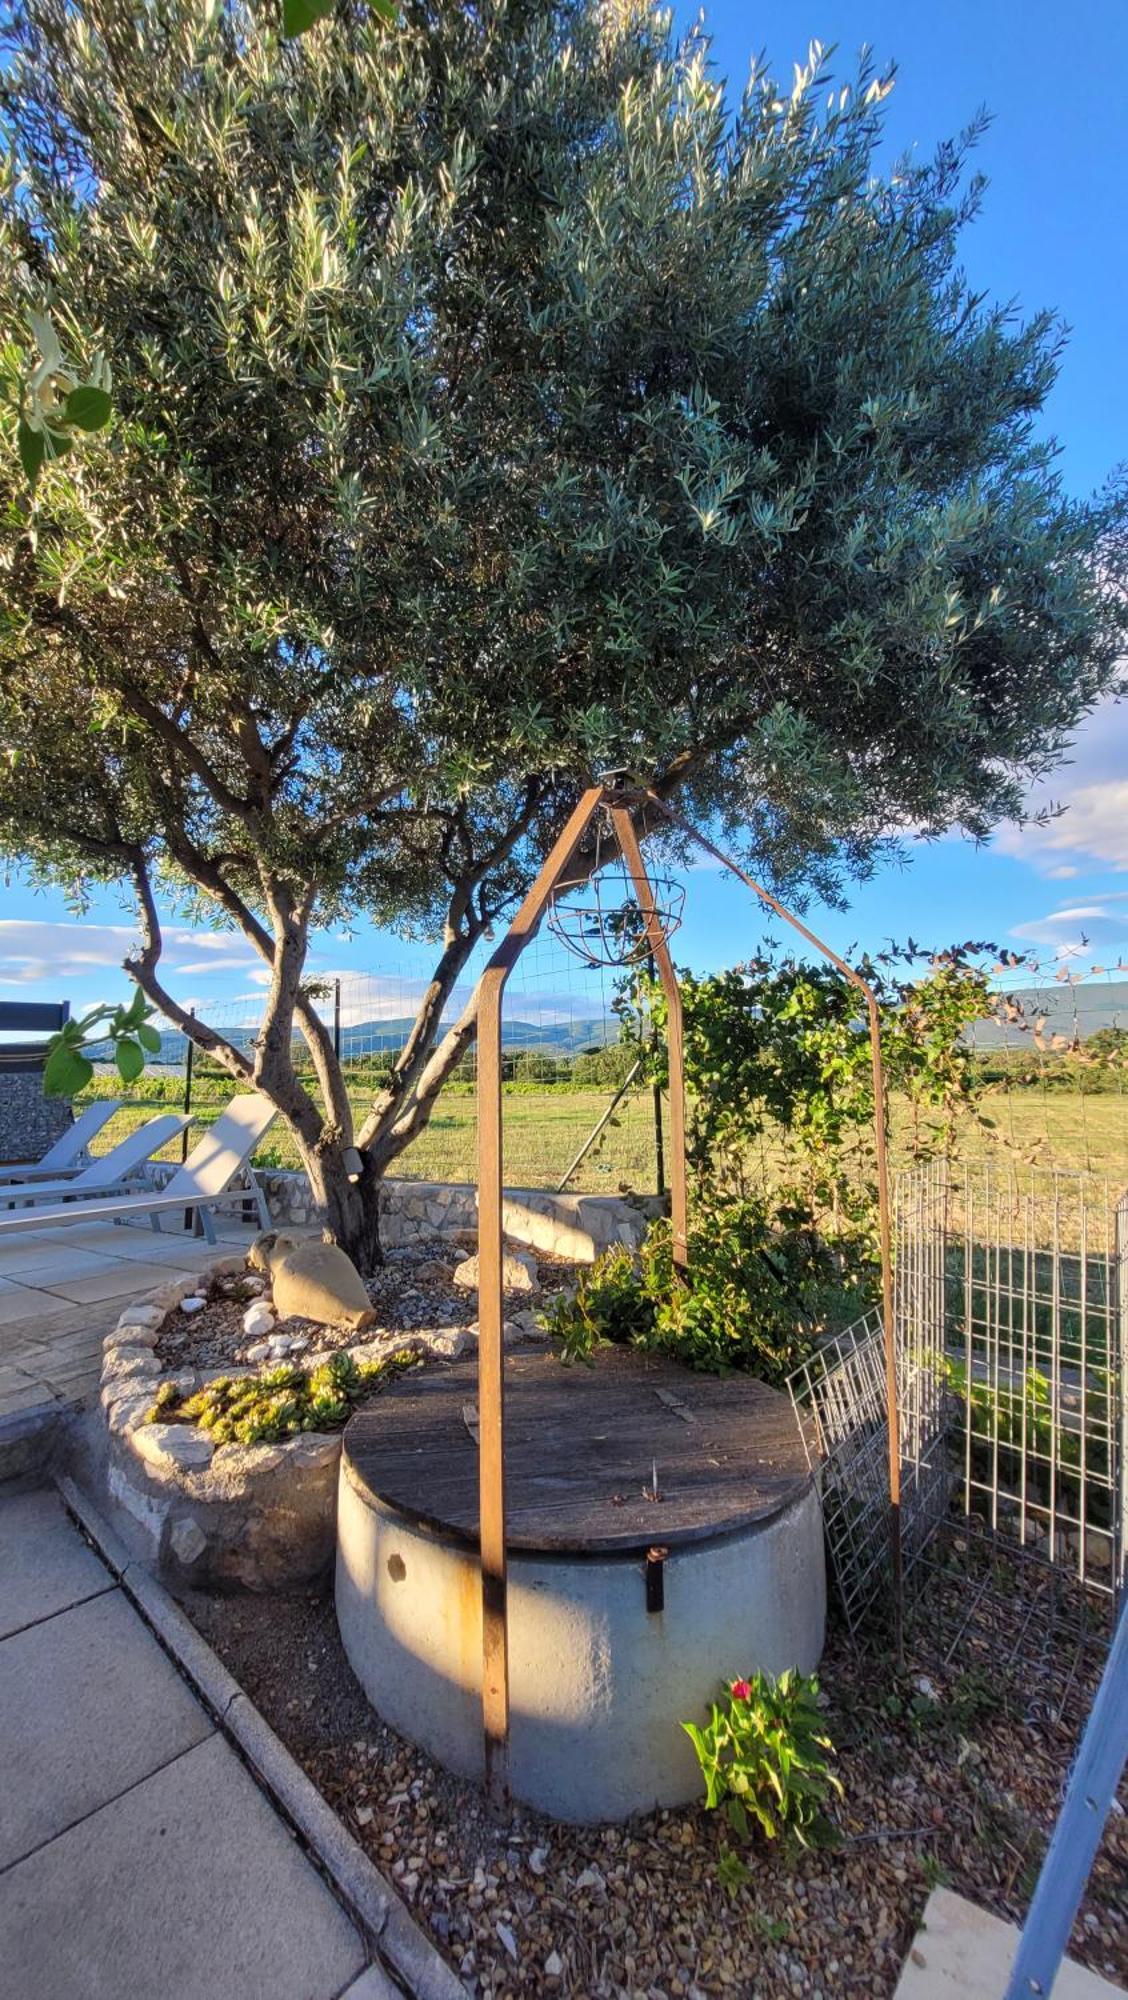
[[179, 1296, 206, 1315], [242, 1302, 275, 1338], [245, 1341, 271, 1363], [545, 1952, 563, 1979]]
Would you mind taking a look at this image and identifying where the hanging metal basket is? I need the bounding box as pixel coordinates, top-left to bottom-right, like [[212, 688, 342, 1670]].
[[546, 868, 685, 968]]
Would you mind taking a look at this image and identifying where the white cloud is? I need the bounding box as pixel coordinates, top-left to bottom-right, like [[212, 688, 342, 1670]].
[[1010, 896, 1128, 962], [994, 695, 1128, 874], [0, 919, 259, 988]]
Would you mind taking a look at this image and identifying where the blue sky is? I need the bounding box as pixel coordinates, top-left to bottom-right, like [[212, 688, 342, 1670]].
[[3, 0, 1126, 1026]]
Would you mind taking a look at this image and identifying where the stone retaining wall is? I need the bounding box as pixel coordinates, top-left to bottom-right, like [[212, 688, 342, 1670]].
[[97, 1171, 659, 1590], [151, 1161, 665, 1261], [97, 1261, 347, 1591]]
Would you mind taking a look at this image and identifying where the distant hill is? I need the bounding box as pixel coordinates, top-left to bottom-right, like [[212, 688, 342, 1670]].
[[92, 1014, 614, 1067], [966, 980, 1128, 1050]]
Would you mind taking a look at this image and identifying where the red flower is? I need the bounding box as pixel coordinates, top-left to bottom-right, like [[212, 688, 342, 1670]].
[[730, 1678, 752, 1701]]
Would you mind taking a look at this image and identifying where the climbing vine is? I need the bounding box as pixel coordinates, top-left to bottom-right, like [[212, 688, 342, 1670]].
[[546, 945, 1004, 1381]]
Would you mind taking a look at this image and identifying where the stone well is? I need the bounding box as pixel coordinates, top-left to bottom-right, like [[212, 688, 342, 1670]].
[[336, 1348, 826, 1824]]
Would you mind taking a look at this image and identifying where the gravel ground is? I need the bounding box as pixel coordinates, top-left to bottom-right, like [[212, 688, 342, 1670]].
[[155, 1240, 577, 1374], [183, 1542, 1128, 1999]]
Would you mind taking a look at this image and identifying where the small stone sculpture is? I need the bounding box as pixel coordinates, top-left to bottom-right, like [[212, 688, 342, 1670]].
[[249, 1230, 376, 1332]]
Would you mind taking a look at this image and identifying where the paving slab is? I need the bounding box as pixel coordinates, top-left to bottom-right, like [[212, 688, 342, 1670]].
[[0, 1732, 367, 2000], [0, 1381, 56, 1418], [0, 1247, 120, 1283], [0, 1583, 213, 1867], [895, 1887, 1126, 1999], [0, 1220, 255, 1430], [0, 1238, 97, 1276], [31, 1259, 176, 1304], [0, 1280, 70, 1314], [0, 1487, 114, 1640]]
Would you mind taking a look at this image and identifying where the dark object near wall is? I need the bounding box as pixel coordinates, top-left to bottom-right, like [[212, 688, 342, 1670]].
[[0, 1002, 72, 1164]]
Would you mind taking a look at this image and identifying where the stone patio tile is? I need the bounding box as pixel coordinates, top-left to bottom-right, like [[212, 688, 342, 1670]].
[[0, 1248, 121, 1285], [895, 1887, 1124, 1998], [0, 1585, 212, 1868], [16, 1330, 103, 1368], [0, 1488, 114, 1642], [111, 1243, 215, 1269], [0, 1732, 366, 2000], [36, 1369, 100, 1399], [0, 1281, 73, 1317], [40, 1222, 148, 1249], [0, 1237, 106, 1275], [30, 1260, 177, 1304], [0, 1363, 36, 1394], [0, 1382, 58, 1418]]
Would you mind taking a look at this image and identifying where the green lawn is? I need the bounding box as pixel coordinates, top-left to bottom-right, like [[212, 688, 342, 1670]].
[[77, 1065, 1125, 1195]]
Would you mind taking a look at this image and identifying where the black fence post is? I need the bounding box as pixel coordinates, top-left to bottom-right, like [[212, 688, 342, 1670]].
[[182, 1009, 195, 1229], [182, 1009, 195, 1162]]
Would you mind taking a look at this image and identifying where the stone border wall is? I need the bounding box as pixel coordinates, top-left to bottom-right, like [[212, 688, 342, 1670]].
[[150, 1162, 665, 1261], [97, 1260, 348, 1591]]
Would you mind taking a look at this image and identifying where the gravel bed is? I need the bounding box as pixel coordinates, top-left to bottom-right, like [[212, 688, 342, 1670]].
[[155, 1240, 579, 1375], [183, 1547, 1128, 1998]]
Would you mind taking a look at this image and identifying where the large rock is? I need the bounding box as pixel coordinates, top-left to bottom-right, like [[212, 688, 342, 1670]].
[[452, 1246, 540, 1294], [250, 1231, 376, 1331]]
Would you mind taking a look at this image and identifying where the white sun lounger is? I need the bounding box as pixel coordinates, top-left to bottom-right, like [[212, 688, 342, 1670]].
[[0, 1114, 192, 1208], [0, 1095, 277, 1244], [0, 1099, 123, 1183]]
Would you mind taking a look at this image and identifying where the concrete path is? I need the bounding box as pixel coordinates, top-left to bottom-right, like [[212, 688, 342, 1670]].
[[895, 1887, 1126, 1999], [0, 1217, 257, 1422], [0, 1484, 387, 2000]]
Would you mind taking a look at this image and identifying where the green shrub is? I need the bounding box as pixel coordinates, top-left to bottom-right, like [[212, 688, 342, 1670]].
[[642, 1202, 874, 1383], [537, 1243, 655, 1365], [540, 1201, 874, 1383], [683, 1669, 842, 1850], [147, 1346, 420, 1445]]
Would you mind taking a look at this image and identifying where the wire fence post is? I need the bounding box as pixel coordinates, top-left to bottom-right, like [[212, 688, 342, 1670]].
[[333, 978, 342, 1062]]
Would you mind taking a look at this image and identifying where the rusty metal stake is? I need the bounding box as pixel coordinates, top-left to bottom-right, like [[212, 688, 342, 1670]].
[[476, 786, 604, 1805], [644, 794, 904, 1661]]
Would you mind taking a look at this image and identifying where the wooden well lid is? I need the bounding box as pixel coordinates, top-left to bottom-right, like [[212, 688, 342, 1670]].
[[341, 1346, 815, 1556]]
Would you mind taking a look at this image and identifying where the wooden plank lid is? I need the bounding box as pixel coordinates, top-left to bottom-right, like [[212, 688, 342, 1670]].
[[342, 1346, 815, 1555]]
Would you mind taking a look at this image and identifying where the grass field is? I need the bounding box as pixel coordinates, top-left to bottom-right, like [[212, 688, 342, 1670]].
[[77, 1067, 1127, 1193]]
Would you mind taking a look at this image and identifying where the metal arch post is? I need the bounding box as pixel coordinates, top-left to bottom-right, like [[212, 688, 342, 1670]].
[[476, 785, 605, 1806], [610, 806, 689, 1276], [643, 793, 904, 1659]]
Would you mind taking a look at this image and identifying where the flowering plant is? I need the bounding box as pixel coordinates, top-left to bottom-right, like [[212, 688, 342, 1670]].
[[682, 1669, 842, 1849]]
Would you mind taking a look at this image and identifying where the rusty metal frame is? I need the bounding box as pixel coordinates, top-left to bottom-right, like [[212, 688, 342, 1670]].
[[475, 781, 900, 1803], [643, 793, 902, 1660]]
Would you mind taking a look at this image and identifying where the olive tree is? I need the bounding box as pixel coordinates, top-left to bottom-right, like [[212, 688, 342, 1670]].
[[0, 0, 1122, 1264]]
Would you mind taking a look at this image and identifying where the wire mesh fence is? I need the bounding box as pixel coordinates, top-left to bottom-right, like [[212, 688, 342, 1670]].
[[945, 1165, 1124, 1596], [70, 938, 671, 1195], [789, 1161, 1126, 1646]]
